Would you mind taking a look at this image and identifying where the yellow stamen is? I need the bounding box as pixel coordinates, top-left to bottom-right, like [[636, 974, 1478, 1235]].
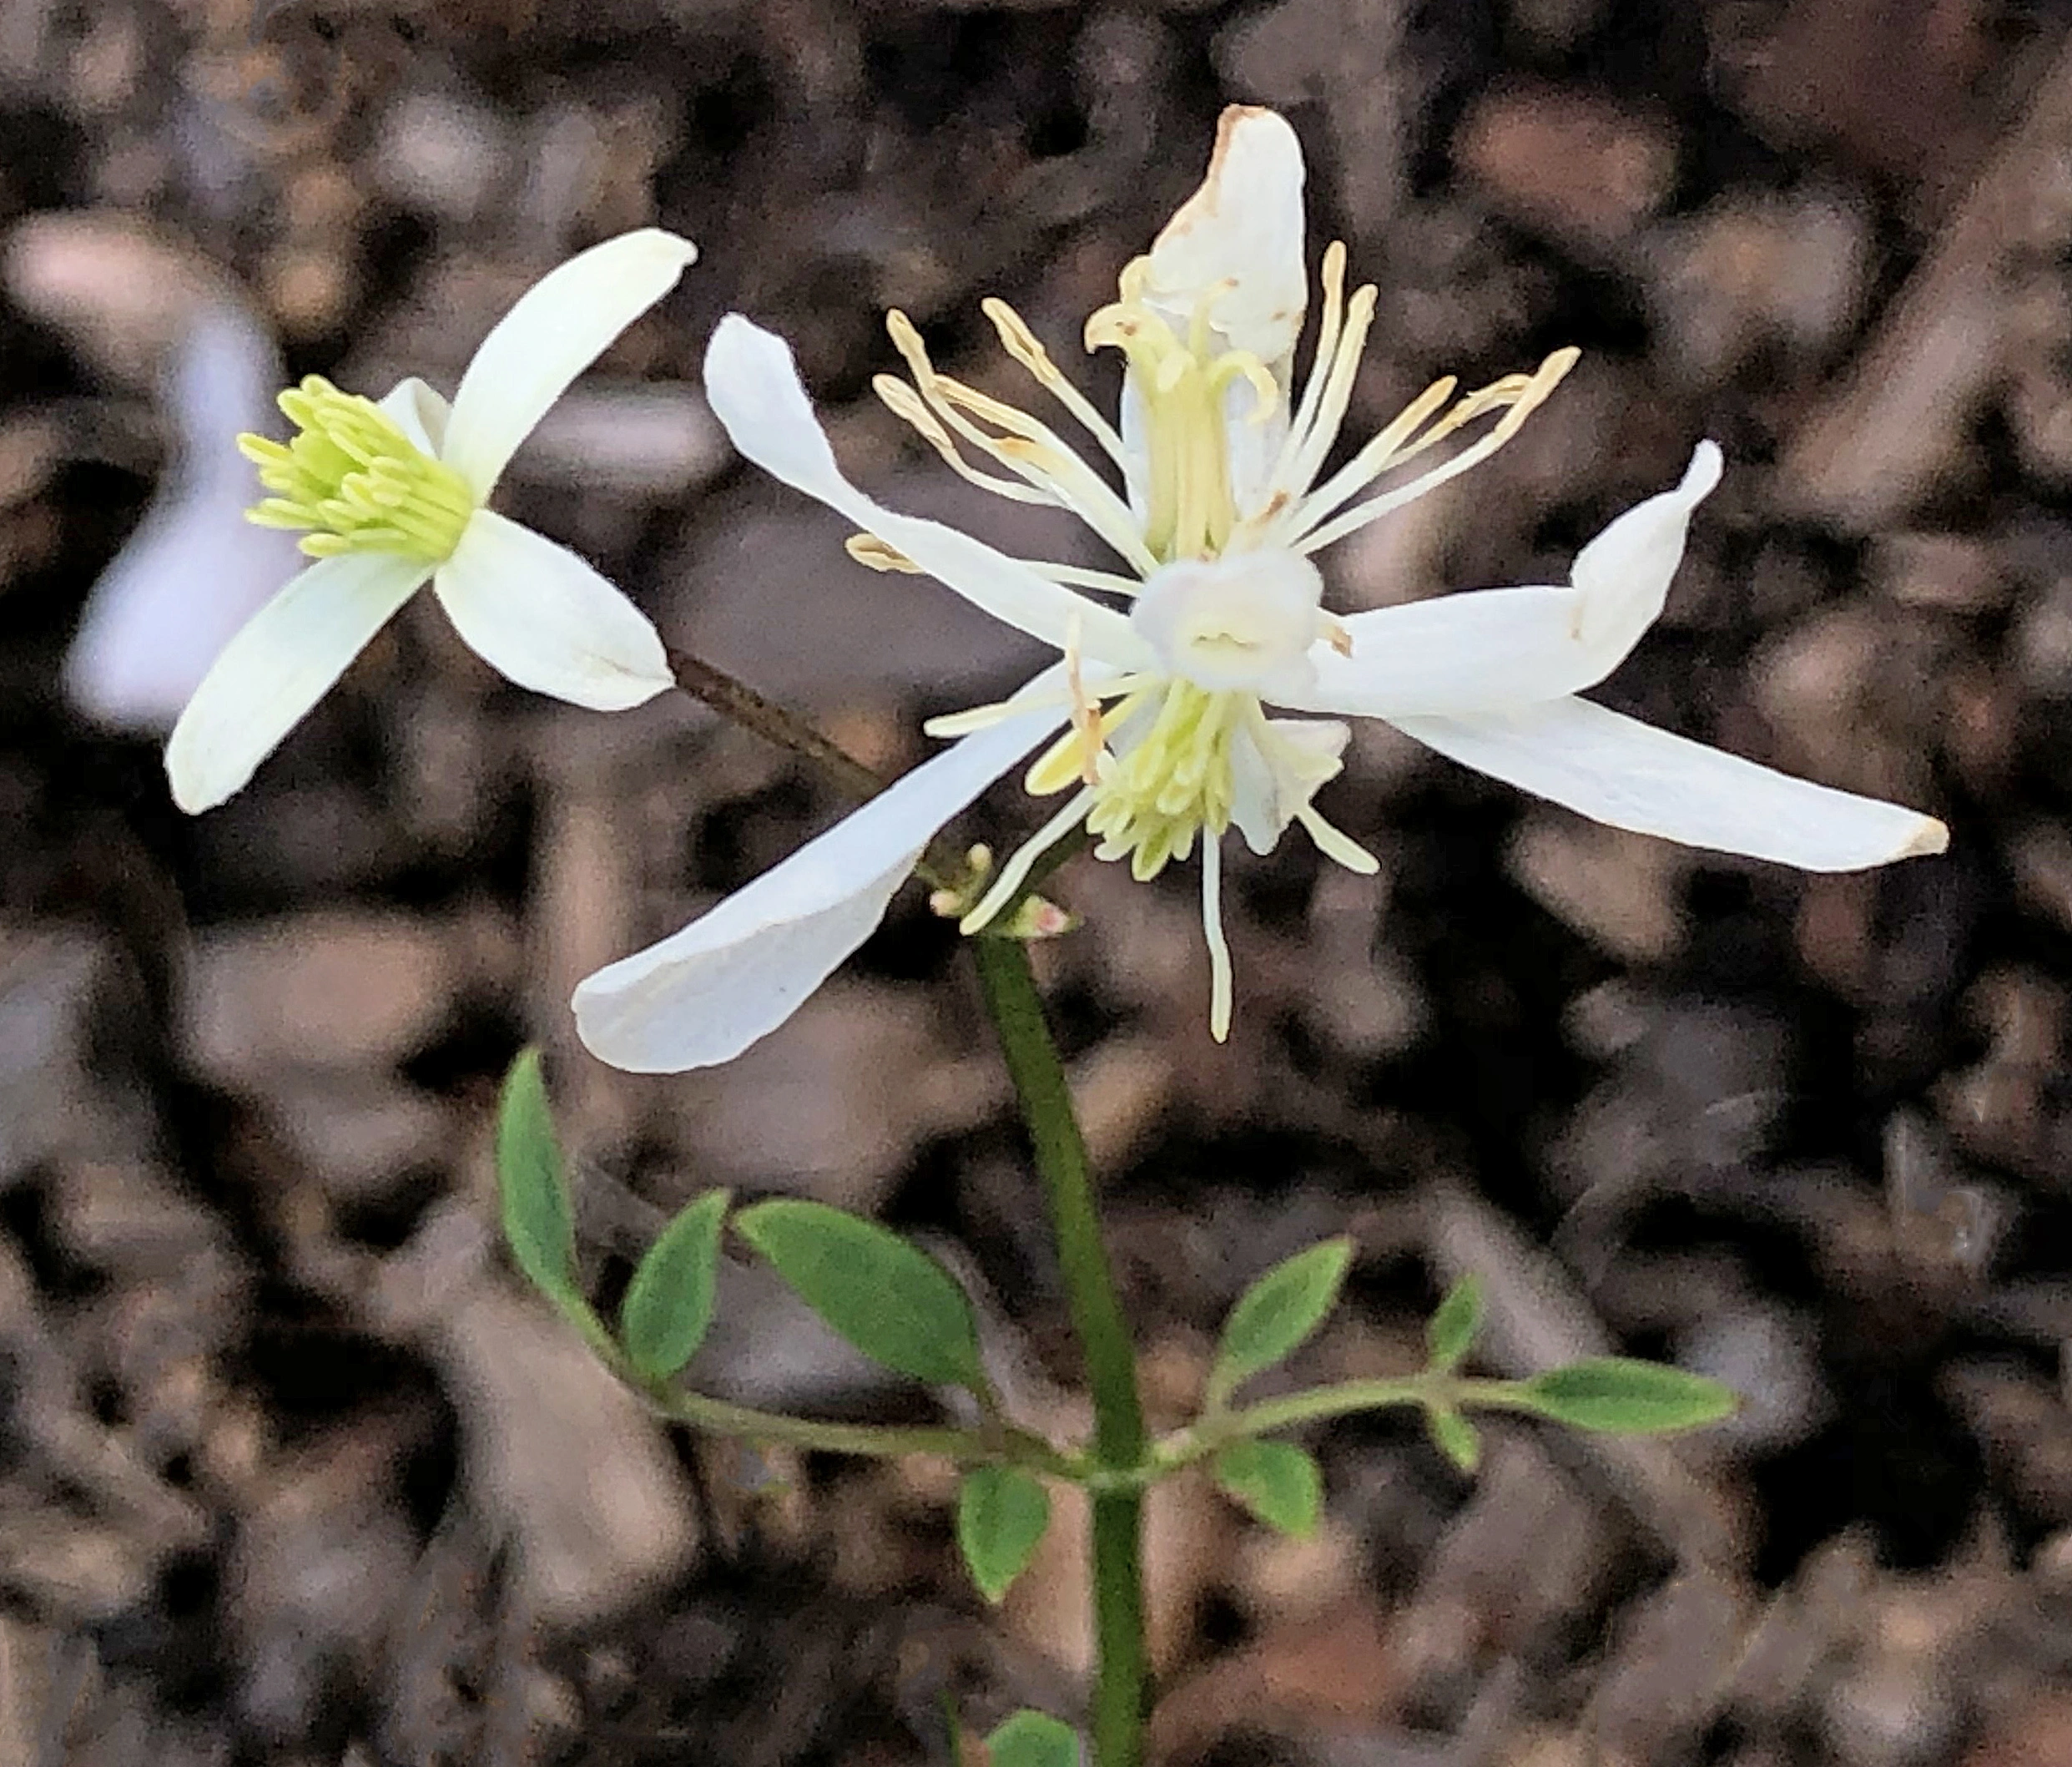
[[871, 374, 1049, 504], [1279, 241, 1348, 480], [1024, 692, 1142, 795], [981, 297, 1132, 474], [1063, 614, 1102, 786], [1270, 280, 1379, 507], [1084, 680, 1239, 881], [1086, 259, 1281, 563], [846, 533, 922, 573], [1294, 347, 1580, 555], [884, 312, 1158, 574], [239, 376, 472, 563]]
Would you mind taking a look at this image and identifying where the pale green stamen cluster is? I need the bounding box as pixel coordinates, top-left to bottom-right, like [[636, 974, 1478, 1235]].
[[240, 377, 475, 563], [1085, 260, 1278, 563], [1081, 681, 1238, 880]]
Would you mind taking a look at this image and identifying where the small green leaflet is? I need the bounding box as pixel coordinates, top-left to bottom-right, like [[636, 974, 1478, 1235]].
[[1425, 1406, 1481, 1472], [1519, 1358, 1738, 1433], [1211, 1439, 1323, 1537], [957, 1466, 1051, 1603], [1207, 1238, 1353, 1407], [1424, 1274, 1485, 1371], [495, 1050, 578, 1307], [985, 1709, 1079, 1767], [620, 1190, 731, 1381], [985, 1709, 1080, 1767], [733, 1199, 987, 1390]]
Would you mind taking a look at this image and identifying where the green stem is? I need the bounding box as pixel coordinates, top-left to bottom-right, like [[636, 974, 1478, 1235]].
[[561, 1293, 1073, 1474], [648, 1384, 1075, 1473], [970, 937, 1147, 1767], [1091, 1492, 1146, 1767], [1157, 1374, 1536, 1473]]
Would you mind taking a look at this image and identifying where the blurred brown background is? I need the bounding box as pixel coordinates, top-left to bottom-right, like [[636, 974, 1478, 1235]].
[[3, 0, 2072, 1762]]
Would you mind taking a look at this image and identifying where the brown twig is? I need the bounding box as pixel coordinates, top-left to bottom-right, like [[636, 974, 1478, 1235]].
[[665, 647, 888, 803], [663, 644, 1082, 920]]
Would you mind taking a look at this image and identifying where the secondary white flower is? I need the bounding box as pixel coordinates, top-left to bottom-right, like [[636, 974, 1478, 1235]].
[[574, 108, 1945, 1073], [164, 228, 697, 814]]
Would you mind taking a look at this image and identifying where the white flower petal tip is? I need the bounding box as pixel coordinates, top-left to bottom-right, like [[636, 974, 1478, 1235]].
[[441, 228, 700, 498], [1681, 438, 1725, 500], [1570, 439, 1723, 599], [1901, 815, 1952, 860], [433, 510, 672, 711], [572, 682, 1071, 1073], [1145, 106, 1308, 365], [1283, 437, 1731, 721], [572, 852, 916, 1074], [1391, 696, 1949, 874], [164, 552, 432, 813], [702, 315, 845, 488]]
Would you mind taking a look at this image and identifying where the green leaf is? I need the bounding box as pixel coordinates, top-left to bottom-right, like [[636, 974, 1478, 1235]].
[[619, 1189, 731, 1381], [1425, 1405, 1481, 1473], [1424, 1274, 1485, 1371], [957, 1467, 1051, 1603], [1212, 1439, 1323, 1537], [1519, 1358, 1739, 1434], [1208, 1238, 1353, 1406], [496, 1050, 578, 1306], [985, 1709, 1081, 1767], [734, 1199, 986, 1389]]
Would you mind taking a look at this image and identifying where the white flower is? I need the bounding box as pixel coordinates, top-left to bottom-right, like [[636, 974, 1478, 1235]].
[[164, 228, 697, 814], [573, 108, 1945, 1074]]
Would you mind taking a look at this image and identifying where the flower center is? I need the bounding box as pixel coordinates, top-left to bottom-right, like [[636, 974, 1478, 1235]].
[[1086, 259, 1278, 563], [239, 376, 475, 563], [1129, 549, 1325, 694]]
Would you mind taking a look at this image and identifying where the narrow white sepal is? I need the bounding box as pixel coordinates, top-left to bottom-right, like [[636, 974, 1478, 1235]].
[[701, 315, 1151, 669], [164, 551, 432, 813], [572, 674, 1071, 1073], [1389, 694, 1949, 871], [441, 228, 698, 500], [1280, 442, 1725, 719], [67, 308, 305, 731], [432, 510, 671, 711], [1143, 105, 1308, 368]]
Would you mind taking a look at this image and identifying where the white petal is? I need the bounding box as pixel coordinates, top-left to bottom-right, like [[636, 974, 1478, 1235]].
[[1572, 440, 1722, 596], [703, 315, 1150, 668], [1144, 106, 1308, 367], [432, 509, 671, 710], [1225, 374, 1293, 520], [1278, 442, 1723, 719], [164, 551, 431, 813], [377, 376, 451, 457], [1390, 695, 1948, 871], [441, 229, 698, 500], [572, 680, 1070, 1073], [1228, 716, 1350, 855], [67, 307, 303, 730]]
